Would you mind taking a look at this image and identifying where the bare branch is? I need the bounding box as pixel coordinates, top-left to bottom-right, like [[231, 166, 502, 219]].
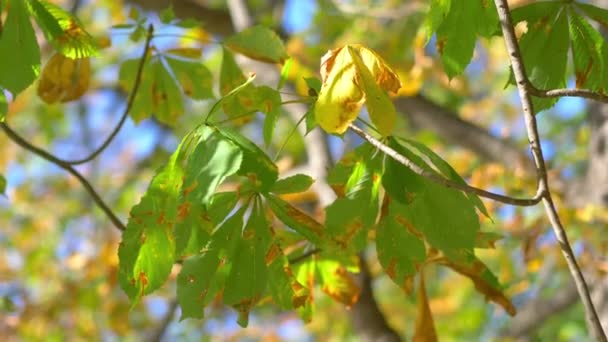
[[59, 24, 154, 165], [149, 299, 178, 342], [530, 86, 608, 104], [494, 0, 606, 340], [0, 123, 126, 232], [348, 124, 543, 206]]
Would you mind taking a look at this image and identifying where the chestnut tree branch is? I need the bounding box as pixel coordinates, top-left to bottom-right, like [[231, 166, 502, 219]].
[[494, 0, 605, 340]]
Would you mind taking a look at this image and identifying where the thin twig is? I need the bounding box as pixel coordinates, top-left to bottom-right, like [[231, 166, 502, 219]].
[[59, 24, 154, 165], [348, 124, 543, 206], [0, 122, 126, 231], [494, 0, 606, 340], [530, 86, 608, 104]]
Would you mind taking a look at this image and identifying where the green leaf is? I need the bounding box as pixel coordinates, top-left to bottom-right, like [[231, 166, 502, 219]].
[[393, 181, 479, 256], [223, 203, 271, 327], [304, 77, 321, 95], [568, 7, 608, 90], [151, 59, 185, 124], [267, 241, 310, 311], [0, 0, 40, 95], [118, 143, 185, 304], [435, 1, 476, 78], [182, 133, 243, 205], [277, 58, 293, 90], [381, 139, 428, 204], [348, 46, 396, 136], [400, 138, 490, 218], [28, 0, 98, 58], [326, 159, 381, 252], [267, 194, 323, 245], [121, 53, 213, 124], [305, 105, 317, 134], [159, 5, 175, 24], [427, 0, 498, 78], [511, 1, 568, 111], [0, 91, 6, 122], [118, 58, 153, 123], [255, 86, 282, 146], [224, 25, 288, 64], [177, 207, 246, 319], [423, 0, 450, 41], [207, 192, 240, 226], [376, 201, 426, 290], [576, 2, 608, 28], [0, 174, 6, 196], [217, 128, 278, 192], [271, 174, 314, 194], [164, 56, 214, 100], [219, 48, 258, 123]]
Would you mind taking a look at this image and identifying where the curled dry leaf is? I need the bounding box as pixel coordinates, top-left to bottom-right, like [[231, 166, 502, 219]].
[[315, 44, 401, 135], [38, 53, 90, 103]]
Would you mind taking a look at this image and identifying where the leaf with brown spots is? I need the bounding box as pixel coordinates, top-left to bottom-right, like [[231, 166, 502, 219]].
[[376, 196, 426, 291], [413, 272, 438, 342], [437, 251, 516, 316], [118, 138, 186, 304], [315, 44, 400, 135], [267, 194, 324, 245]]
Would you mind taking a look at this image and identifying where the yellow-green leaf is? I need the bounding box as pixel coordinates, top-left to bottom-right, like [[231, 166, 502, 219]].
[[224, 25, 288, 64], [348, 46, 396, 136]]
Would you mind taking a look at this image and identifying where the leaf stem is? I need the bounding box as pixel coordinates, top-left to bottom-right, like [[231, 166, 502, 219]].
[[494, 0, 606, 340], [60, 24, 155, 165]]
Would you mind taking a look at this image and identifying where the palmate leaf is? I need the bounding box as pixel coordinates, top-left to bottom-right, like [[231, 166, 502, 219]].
[[217, 128, 278, 192], [118, 141, 185, 304], [119, 52, 214, 124], [219, 49, 283, 139], [224, 25, 288, 64], [376, 197, 426, 291], [174, 131, 243, 258], [0, 0, 40, 95], [381, 138, 479, 255], [511, 2, 568, 111], [426, 0, 498, 78], [177, 206, 246, 320], [27, 0, 98, 58], [326, 159, 381, 252], [568, 9, 607, 90], [223, 202, 271, 327]]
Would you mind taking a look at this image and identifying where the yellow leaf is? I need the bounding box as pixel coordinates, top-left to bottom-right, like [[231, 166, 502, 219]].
[[413, 273, 438, 342], [37, 53, 90, 103], [315, 44, 401, 135], [348, 46, 397, 136]]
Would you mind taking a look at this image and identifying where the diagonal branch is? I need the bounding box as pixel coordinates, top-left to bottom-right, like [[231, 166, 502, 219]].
[[58, 24, 154, 165], [348, 124, 543, 206], [493, 0, 606, 340], [0, 122, 126, 231]]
